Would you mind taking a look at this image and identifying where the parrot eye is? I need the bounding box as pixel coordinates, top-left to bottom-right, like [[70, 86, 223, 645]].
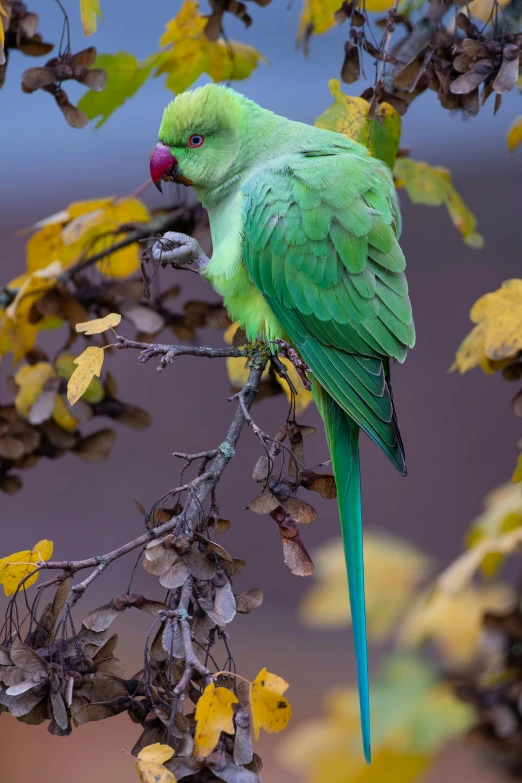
[[188, 134, 204, 148]]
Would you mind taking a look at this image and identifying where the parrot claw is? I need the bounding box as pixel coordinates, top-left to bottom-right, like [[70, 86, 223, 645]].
[[154, 179, 163, 193], [149, 231, 210, 273], [273, 339, 312, 391]]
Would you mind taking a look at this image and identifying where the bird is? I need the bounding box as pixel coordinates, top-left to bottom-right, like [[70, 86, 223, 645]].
[[149, 83, 415, 763]]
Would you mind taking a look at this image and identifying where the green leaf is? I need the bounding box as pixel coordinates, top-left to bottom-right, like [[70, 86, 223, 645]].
[[394, 158, 483, 248], [78, 52, 154, 129], [369, 655, 473, 753], [315, 79, 402, 169]]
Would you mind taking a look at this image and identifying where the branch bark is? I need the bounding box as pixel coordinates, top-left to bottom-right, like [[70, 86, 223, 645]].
[[38, 360, 266, 603]]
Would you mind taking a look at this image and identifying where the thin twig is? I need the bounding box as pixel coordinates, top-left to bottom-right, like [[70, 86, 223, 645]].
[[59, 209, 186, 282]]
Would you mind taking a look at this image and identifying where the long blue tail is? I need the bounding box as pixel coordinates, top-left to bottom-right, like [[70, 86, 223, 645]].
[[315, 385, 370, 763]]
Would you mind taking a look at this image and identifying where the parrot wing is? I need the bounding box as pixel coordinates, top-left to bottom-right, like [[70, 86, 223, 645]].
[[241, 148, 415, 473]]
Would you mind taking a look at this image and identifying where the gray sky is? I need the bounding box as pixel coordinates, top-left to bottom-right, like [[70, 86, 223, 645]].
[[1, 0, 520, 219]]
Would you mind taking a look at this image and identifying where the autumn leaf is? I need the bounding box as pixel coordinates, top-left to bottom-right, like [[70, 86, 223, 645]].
[[76, 312, 121, 335], [315, 79, 401, 169], [155, 0, 266, 94], [301, 534, 431, 640], [0, 0, 7, 66], [0, 539, 53, 596], [507, 116, 522, 152], [67, 346, 105, 405], [0, 261, 63, 362], [468, 0, 510, 23], [14, 362, 56, 420], [394, 158, 483, 248], [249, 668, 292, 740], [52, 394, 78, 432], [78, 52, 155, 128], [193, 683, 238, 758], [56, 352, 105, 404], [26, 197, 149, 279], [453, 280, 522, 373], [135, 743, 176, 783], [297, 0, 395, 45], [80, 0, 103, 37], [399, 584, 514, 664], [464, 483, 522, 576], [279, 655, 471, 782]]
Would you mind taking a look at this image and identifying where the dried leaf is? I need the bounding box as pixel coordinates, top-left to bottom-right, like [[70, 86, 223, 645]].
[[183, 550, 217, 580], [236, 588, 263, 614], [206, 582, 236, 625], [249, 668, 292, 740], [248, 491, 280, 515], [73, 428, 116, 462], [76, 312, 121, 335], [193, 683, 238, 759], [159, 560, 190, 589], [233, 708, 253, 766], [10, 638, 49, 674], [162, 619, 185, 659]]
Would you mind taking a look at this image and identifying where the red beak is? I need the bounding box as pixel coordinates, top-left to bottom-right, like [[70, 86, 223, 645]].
[[150, 142, 178, 193], [150, 142, 194, 192]]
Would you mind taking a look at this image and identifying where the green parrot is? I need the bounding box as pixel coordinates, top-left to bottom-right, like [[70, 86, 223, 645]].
[[150, 84, 415, 762]]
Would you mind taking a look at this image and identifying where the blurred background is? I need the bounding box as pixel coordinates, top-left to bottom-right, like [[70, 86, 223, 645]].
[[1, 1, 521, 781]]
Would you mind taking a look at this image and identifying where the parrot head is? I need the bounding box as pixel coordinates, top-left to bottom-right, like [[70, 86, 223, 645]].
[[150, 84, 253, 193]]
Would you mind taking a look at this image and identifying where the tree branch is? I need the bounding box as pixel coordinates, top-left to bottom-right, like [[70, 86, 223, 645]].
[[37, 360, 266, 603], [115, 336, 248, 371], [59, 208, 188, 282]]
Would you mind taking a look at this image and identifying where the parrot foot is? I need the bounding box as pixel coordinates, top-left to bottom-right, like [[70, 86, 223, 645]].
[[273, 339, 312, 391], [148, 231, 210, 272]]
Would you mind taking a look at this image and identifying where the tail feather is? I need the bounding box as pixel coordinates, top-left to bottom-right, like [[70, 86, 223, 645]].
[[314, 383, 371, 764]]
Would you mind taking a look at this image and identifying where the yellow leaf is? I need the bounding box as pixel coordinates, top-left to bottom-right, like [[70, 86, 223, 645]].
[[465, 483, 522, 576], [76, 312, 121, 335], [193, 683, 238, 758], [67, 346, 105, 405], [249, 668, 292, 740], [513, 455, 522, 483], [300, 534, 431, 639], [315, 80, 401, 169], [454, 280, 522, 373], [56, 352, 105, 404], [0, 2, 6, 62], [52, 394, 79, 432], [399, 584, 514, 664], [25, 197, 148, 279], [278, 654, 470, 781], [135, 743, 176, 783], [80, 0, 103, 36], [0, 539, 53, 596], [468, 0, 509, 22], [298, 0, 394, 46], [157, 0, 265, 94], [394, 158, 483, 248], [14, 362, 56, 419], [0, 261, 63, 362], [507, 116, 522, 153]]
